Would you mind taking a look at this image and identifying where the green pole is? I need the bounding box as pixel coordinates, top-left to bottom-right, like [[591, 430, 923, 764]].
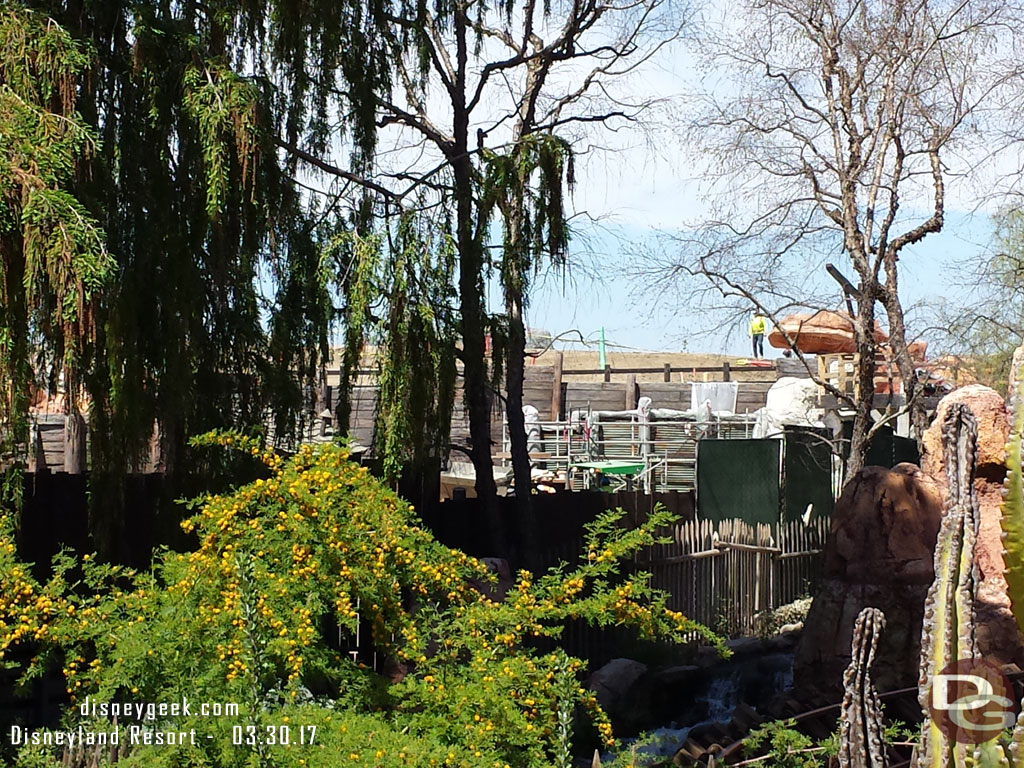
[[599, 327, 607, 370]]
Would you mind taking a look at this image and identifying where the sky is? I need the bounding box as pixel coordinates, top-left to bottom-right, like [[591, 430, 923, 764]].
[[497, 3, 1014, 360], [513, 209, 996, 359], [311, 0, 1017, 361]]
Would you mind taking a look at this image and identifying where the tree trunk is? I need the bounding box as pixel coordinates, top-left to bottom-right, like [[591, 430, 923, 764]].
[[504, 291, 540, 569], [452, 4, 504, 556], [846, 294, 878, 483], [880, 267, 930, 444]]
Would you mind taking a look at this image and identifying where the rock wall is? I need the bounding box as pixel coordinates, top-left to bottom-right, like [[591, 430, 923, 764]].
[[793, 464, 942, 700], [919, 384, 1024, 666]]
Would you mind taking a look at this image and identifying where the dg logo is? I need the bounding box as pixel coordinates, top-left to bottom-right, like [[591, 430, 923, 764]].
[[926, 659, 1018, 744]]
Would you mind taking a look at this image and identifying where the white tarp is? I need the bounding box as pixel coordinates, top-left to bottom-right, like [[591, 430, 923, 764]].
[[690, 382, 738, 415], [752, 377, 823, 439]]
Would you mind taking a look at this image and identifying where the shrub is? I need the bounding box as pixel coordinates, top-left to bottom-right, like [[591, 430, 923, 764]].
[[0, 434, 723, 767]]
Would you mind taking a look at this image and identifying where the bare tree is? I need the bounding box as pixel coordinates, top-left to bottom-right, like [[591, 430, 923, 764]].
[[645, 0, 1020, 480], [291, 0, 685, 557]]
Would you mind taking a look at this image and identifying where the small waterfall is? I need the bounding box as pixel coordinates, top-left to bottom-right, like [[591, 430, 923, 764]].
[[593, 651, 796, 767]]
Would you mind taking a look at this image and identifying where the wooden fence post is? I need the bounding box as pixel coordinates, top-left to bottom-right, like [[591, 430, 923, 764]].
[[604, 365, 611, 382], [722, 361, 731, 381], [551, 351, 563, 420], [625, 374, 637, 410], [64, 411, 86, 474], [664, 363, 672, 382]]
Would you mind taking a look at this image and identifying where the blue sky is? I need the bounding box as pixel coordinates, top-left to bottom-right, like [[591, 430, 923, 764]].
[[513, 208, 995, 358]]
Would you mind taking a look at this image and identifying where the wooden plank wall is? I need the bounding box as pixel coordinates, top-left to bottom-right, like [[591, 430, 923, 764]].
[[31, 415, 67, 472], [521, 365, 556, 417], [563, 381, 635, 414], [559, 380, 773, 418], [348, 385, 378, 447], [638, 382, 690, 410], [640, 515, 829, 638]]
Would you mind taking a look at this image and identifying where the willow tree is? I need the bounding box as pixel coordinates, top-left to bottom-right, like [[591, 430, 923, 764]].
[[0, 5, 113, 501], [2, 0, 391, 553], [286, 0, 683, 559]]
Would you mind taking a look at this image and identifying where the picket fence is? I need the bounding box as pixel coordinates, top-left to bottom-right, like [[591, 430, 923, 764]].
[[640, 516, 829, 638]]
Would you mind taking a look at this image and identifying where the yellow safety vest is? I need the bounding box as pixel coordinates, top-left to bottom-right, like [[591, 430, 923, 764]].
[[750, 316, 766, 335]]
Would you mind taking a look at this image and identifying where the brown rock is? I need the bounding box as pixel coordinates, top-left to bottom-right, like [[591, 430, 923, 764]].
[[467, 557, 515, 601], [921, 385, 1009, 479], [586, 658, 648, 720], [795, 464, 942, 698], [767, 310, 888, 354], [824, 463, 942, 585], [917, 385, 1021, 663], [920, 387, 1008, 592]]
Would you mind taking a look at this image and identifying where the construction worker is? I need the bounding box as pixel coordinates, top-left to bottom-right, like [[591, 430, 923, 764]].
[[750, 313, 766, 359]]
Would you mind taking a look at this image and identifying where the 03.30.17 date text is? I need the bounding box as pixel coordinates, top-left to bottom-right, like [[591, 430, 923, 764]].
[[232, 725, 316, 746]]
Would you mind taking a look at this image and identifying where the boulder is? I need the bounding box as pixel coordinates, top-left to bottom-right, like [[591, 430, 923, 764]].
[[586, 658, 648, 721], [767, 310, 887, 354], [467, 557, 515, 601], [921, 385, 1009, 480], [823, 464, 942, 585], [794, 464, 942, 699]]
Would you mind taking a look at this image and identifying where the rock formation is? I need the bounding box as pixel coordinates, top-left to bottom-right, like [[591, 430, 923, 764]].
[[793, 464, 942, 700], [919, 384, 1024, 665]]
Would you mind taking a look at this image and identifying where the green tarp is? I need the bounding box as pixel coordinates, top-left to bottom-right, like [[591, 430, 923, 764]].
[[782, 427, 835, 522], [697, 439, 780, 524]]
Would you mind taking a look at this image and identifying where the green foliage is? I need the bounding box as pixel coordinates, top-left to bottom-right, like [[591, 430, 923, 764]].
[[0, 3, 113, 480], [0, 437, 722, 767], [328, 214, 458, 482], [182, 64, 265, 220], [743, 719, 921, 768], [744, 719, 826, 768]]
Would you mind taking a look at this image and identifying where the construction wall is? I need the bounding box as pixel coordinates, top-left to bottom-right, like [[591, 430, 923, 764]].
[[328, 356, 779, 457]]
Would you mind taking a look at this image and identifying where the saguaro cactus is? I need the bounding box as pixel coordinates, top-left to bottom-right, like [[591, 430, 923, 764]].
[[908, 399, 1024, 768], [840, 607, 888, 768], [916, 404, 983, 768], [1002, 382, 1024, 640]]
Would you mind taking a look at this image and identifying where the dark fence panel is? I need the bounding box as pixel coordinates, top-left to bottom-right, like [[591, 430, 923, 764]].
[[782, 427, 835, 523], [420, 490, 696, 571], [696, 439, 781, 524], [18, 473, 168, 574]]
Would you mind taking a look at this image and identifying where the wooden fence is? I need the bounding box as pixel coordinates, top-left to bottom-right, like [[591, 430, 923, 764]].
[[548, 514, 830, 665], [639, 516, 829, 639]]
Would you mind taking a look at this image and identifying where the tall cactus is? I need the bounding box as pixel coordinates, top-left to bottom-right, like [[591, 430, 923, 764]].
[[1002, 381, 1024, 639], [904, 399, 1024, 768], [840, 607, 889, 768], [916, 404, 983, 768], [775, 399, 1024, 768]]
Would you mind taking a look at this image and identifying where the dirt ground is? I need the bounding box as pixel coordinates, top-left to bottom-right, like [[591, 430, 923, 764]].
[[530, 348, 779, 382], [328, 346, 781, 383]]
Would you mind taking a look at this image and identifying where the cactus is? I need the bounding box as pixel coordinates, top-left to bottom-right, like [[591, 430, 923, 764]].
[[1002, 381, 1024, 638], [908, 401, 1024, 768], [916, 404, 983, 768], [840, 607, 889, 768], [758, 399, 1024, 768]]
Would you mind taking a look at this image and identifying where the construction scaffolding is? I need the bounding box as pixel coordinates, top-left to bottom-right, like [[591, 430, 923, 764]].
[[498, 403, 758, 494]]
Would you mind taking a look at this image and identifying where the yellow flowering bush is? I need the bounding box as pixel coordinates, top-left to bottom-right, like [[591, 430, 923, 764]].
[[0, 433, 723, 767]]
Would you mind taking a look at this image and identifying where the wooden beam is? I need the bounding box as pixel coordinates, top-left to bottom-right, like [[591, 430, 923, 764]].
[[551, 351, 563, 420], [64, 412, 86, 474], [664, 363, 672, 382], [625, 374, 637, 410]]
